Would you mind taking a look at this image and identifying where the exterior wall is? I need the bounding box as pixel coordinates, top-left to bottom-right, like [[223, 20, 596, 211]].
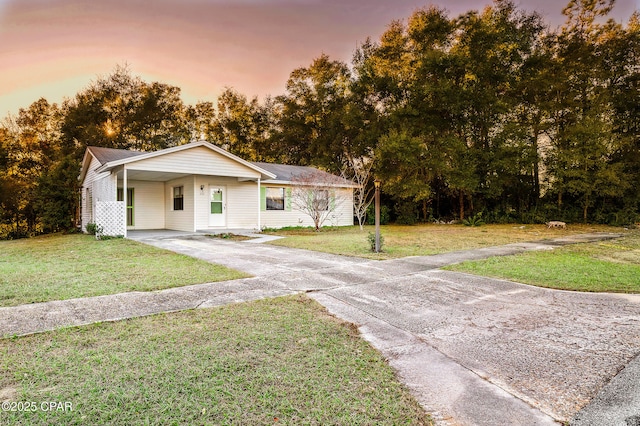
[[81, 145, 356, 233], [119, 180, 165, 230], [93, 173, 117, 203], [128, 146, 262, 179], [81, 156, 116, 232], [165, 176, 195, 232], [194, 176, 260, 230], [260, 185, 354, 229], [330, 188, 355, 227]]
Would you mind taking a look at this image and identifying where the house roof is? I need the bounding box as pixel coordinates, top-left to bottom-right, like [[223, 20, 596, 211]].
[[252, 162, 356, 187], [87, 146, 146, 164]]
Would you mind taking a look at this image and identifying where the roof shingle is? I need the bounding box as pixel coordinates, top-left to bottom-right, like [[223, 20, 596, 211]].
[[88, 146, 146, 164]]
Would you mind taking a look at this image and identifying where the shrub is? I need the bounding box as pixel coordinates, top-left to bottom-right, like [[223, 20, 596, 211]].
[[462, 212, 485, 227], [367, 231, 384, 252], [85, 222, 99, 235], [394, 201, 418, 225], [85, 222, 107, 240], [365, 204, 391, 225]]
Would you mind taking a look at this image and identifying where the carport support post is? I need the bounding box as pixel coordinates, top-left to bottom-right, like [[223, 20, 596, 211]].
[[374, 179, 381, 253], [257, 178, 261, 231]]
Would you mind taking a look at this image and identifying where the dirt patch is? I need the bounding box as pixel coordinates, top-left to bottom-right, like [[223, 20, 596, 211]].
[[207, 233, 253, 241], [0, 385, 17, 401]]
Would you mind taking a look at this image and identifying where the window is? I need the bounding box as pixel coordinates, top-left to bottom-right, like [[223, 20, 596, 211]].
[[266, 187, 284, 210], [173, 186, 184, 211], [117, 188, 134, 226]]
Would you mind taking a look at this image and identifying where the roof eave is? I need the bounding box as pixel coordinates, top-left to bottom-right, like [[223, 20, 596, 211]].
[[78, 149, 99, 182], [262, 179, 360, 188]]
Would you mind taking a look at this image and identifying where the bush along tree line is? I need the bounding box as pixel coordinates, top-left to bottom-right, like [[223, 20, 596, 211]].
[[1, 0, 639, 239]]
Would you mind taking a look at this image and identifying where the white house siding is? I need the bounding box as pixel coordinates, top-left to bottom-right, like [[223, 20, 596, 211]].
[[126, 146, 262, 179], [165, 176, 195, 232], [121, 180, 165, 230], [194, 176, 259, 230], [93, 173, 116, 204], [81, 156, 116, 232], [81, 156, 100, 230], [260, 186, 354, 229]]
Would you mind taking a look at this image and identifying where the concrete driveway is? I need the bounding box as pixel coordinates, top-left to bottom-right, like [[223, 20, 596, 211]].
[[2, 232, 638, 425], [134, 233, 640, 425]]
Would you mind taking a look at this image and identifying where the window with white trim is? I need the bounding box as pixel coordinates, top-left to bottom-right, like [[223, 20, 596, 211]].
[[266, 187, 285, 210], [173, 186, 184, 211]]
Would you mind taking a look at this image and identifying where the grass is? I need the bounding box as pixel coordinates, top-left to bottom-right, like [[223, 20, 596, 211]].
[[266, 224, 622, 259], [446, 230, 640, 293], [0, 295, 431, 425], [0, 234, 248, 307]]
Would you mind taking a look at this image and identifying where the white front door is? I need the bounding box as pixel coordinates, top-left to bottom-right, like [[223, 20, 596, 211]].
[[209, 186, 226, 227]]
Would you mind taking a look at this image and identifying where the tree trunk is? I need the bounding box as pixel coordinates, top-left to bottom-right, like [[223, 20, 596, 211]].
[[532, 122, 541, 202], [583, 195, 589, 223], [459, 190, 465, 221], [422, 200, 428, 222]]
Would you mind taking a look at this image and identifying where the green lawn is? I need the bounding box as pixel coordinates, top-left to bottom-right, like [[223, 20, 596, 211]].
[[0, 234, 248, 307], [0, 295, 431, 425], [446, 231, 640, 293], [267, 224, 621, 259]]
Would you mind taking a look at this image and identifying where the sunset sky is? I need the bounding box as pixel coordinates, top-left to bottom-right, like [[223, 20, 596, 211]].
[[0, 0, 637, 117]]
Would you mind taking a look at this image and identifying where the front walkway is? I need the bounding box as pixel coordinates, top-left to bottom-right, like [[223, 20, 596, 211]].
[[1, 232, 638, 425]]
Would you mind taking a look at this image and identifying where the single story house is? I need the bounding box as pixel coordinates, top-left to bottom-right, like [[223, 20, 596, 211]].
[[78, 141, 356, 237]]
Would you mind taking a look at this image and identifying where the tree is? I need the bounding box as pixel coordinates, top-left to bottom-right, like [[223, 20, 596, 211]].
[[214, 88, 275, 161], [545, 0, 628, 221], [341, 155, 374, 230], [184, 101, 218, 142], [0, 99, 63, 236], [35, 156, 80, 233], [272, 54, 357, 170], [60, 65, 190, 159], [290, 171, 349, 230]]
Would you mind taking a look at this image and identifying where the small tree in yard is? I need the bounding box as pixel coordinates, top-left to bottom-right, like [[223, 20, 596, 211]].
[[290, 171, 349, 230], [341, 155, 374, 231]]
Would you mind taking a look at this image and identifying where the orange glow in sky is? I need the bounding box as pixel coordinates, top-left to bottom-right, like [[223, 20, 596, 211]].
[[0, 0, 636, 117]]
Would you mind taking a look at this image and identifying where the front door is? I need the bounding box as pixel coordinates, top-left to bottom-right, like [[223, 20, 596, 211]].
[[209, 186, 226, 227]]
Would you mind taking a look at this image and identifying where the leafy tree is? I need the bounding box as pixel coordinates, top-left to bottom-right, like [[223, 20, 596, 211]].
[[606, 12, 640, 215], [35, 155, 80, 233], [545, 0, 629, 221], [214, 88, 275, 161], [0, 99, 62, 236], [60, 65, 190, 159], [273, 54, 357, 171], [184, 101, 219, 142]]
